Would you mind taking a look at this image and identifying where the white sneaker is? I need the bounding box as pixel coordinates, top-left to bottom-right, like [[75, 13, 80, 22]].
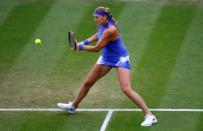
[[141, 114, 157, 127], [57, 102, 76, 114]]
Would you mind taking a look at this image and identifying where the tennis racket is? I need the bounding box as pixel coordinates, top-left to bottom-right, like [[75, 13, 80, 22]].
[[68, 31, 77, 51]]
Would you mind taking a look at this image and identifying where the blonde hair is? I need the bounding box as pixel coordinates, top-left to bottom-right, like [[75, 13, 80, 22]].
[[94, 6, 117, 26]]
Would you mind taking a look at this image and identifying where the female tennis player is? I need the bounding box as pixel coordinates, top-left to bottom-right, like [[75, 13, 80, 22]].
[[58, 6, 157, 127]]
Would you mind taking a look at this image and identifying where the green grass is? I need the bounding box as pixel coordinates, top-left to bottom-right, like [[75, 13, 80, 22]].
[[0, 0, 202, 130], [0, 112, 106, 131], [135, 3, 198, 107], [108, 112, 203, 131], [0, 111, 202, 131]]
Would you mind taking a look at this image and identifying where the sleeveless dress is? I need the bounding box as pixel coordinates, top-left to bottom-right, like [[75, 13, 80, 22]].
[[96, 21, 131, 70]]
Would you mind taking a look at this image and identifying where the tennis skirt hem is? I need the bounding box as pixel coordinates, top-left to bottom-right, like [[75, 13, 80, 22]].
[[96, 56, 131, 70]]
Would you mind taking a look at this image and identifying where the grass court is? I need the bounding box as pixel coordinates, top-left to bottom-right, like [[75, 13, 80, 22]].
[[0, 0, 203, 130]]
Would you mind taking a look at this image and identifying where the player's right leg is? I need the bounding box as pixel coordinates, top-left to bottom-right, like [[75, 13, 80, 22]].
[[57, 64, 111, 113], [72, 64, 111, 107]]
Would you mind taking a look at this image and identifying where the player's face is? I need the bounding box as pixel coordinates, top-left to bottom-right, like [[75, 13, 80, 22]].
[[94, 14, 107, 25]]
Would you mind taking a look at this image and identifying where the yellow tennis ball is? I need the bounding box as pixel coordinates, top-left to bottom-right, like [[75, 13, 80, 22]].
[[35, 38, 41, 45]]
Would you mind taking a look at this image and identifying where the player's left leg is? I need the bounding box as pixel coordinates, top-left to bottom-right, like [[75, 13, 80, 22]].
[[116, 67, 157, 127]]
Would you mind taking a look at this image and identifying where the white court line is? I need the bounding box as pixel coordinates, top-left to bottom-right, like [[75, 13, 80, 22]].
[[0, 108, 203, 112], [100, 110, 113, 131]]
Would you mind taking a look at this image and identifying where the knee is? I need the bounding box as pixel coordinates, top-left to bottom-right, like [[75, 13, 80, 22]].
[[83, 80, 95, 89], [121, 86, 132, 95]]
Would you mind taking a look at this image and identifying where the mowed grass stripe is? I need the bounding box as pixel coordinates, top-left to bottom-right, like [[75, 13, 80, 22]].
[[197, 111, 203, 131], [159, 4, 203, 130], [48, 1, 128, 107], [135, 3, 197, 107], [196, 3, 203, 129], [162, 5, 203, 130], [160, 4, 203, 108], [0, 1, 93, 107], [0, 0, 18, 25], [119, 2, 165, 65], [0, 1, 55, 85]]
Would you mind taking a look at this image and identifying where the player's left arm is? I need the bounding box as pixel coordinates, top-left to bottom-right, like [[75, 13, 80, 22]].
[[85, 33, 98, 43], [82, 27, 115, 52]]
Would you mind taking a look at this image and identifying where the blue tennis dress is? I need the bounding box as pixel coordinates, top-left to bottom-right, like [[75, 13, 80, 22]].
[[96, 22, 131, 70]]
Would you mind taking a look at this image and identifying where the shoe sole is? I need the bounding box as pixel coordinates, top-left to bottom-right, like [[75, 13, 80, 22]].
[[58, 107, 76, 114]]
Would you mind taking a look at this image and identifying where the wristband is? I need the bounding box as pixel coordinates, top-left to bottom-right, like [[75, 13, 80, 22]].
[[83, 39, 90, 45], [78, 43, 84, 50]]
